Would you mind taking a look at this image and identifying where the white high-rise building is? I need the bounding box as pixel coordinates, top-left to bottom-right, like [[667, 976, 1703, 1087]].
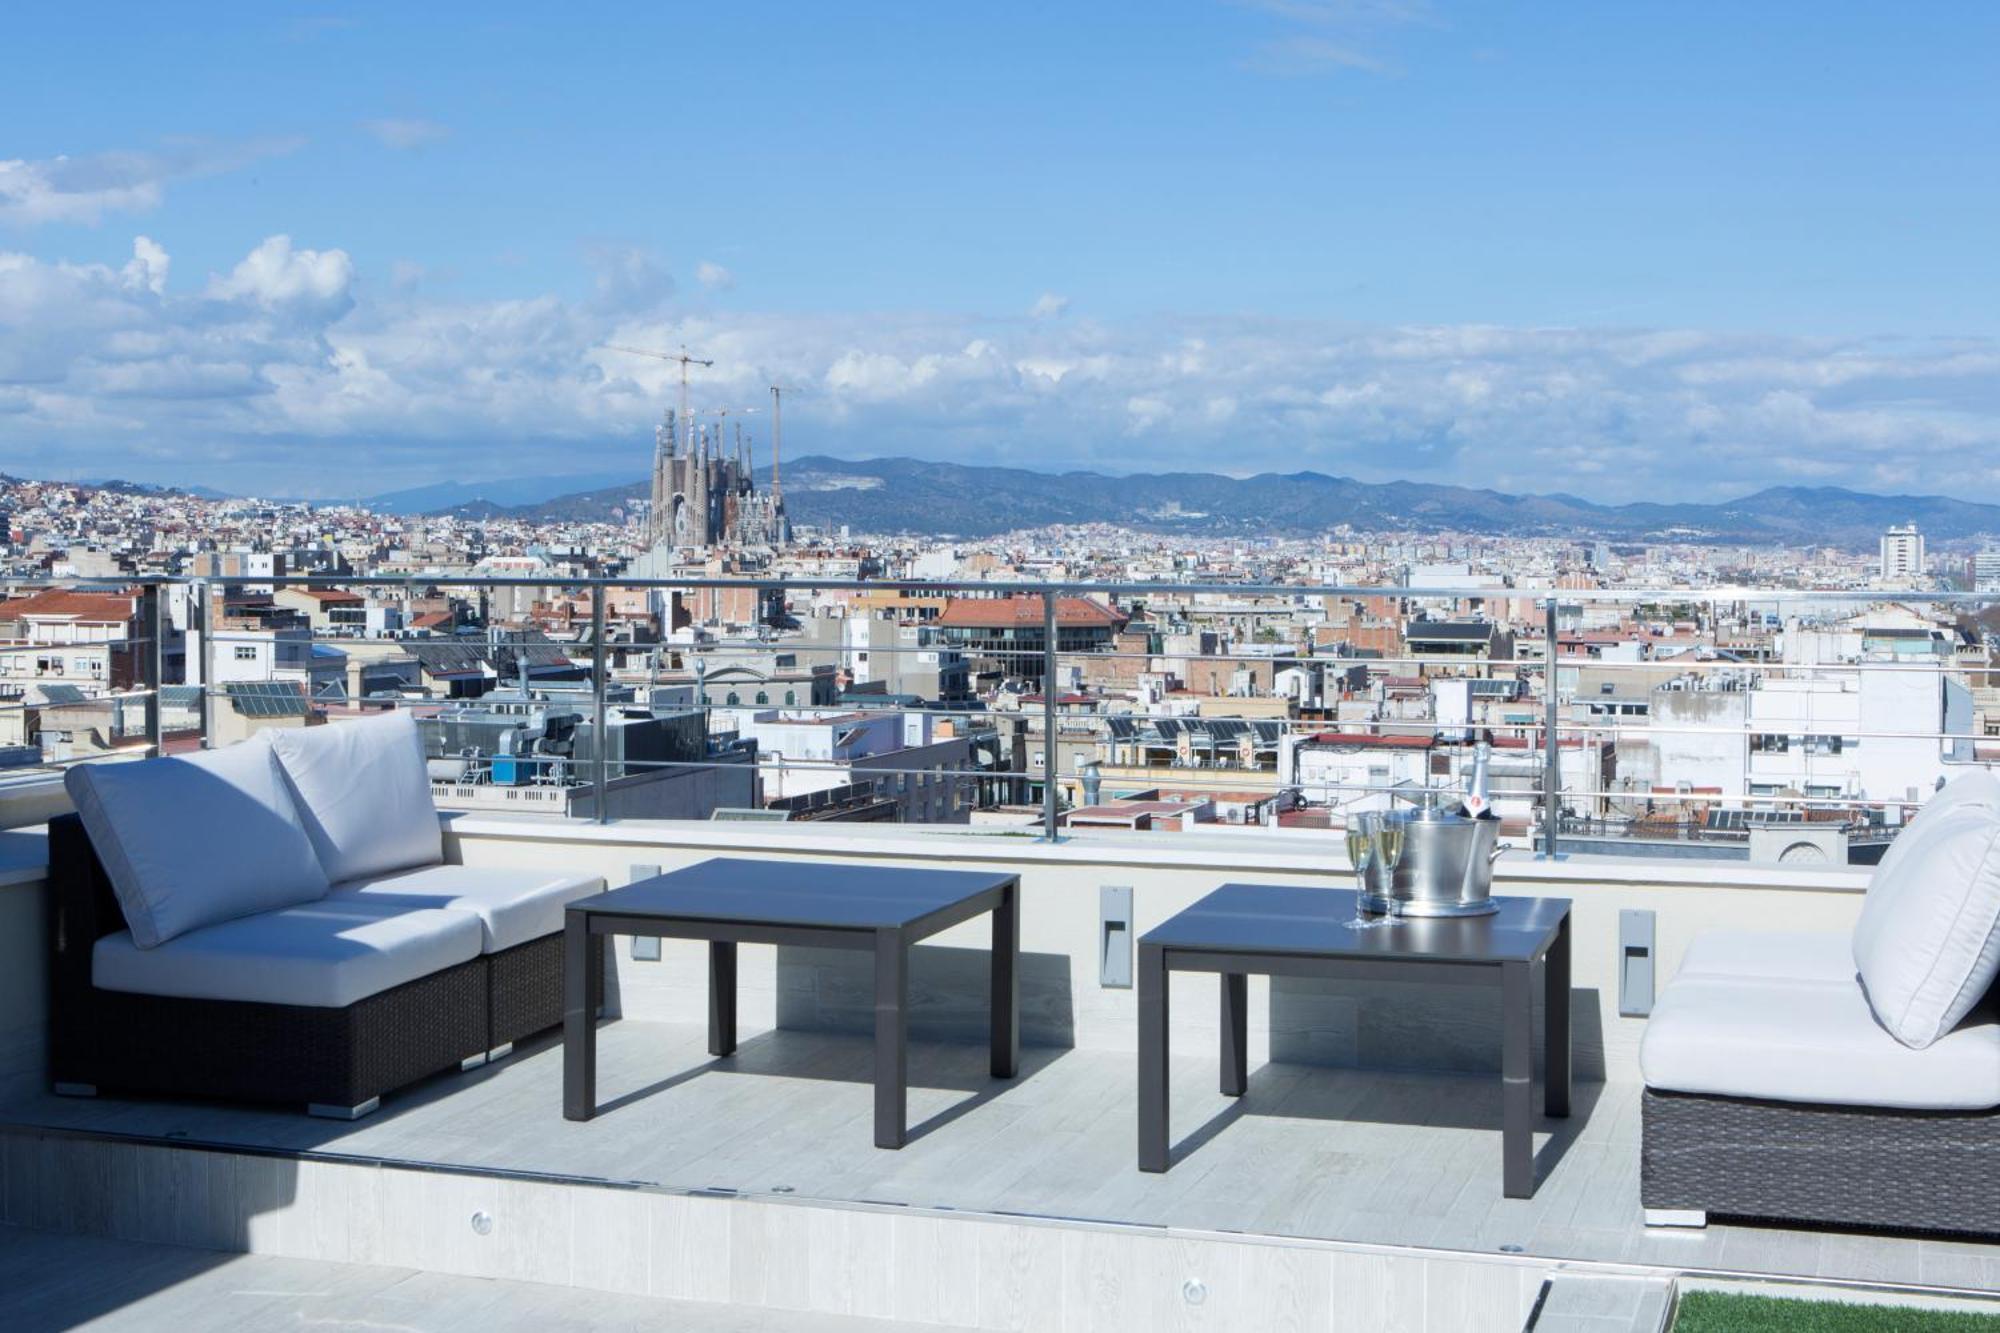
[[1975, 546, 2000, 593], [1879, 524, 1926, 583]]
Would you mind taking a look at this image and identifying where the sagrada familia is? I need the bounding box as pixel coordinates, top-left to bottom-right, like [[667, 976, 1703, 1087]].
[[645, 409, 789, 550]]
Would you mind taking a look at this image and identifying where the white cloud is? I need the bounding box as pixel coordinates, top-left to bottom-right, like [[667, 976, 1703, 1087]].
[[0, 139, 302, 229], [1233, 0, 1435, 77], [120, 236, 170, 295], [582, 243, 674, 311], [208, 235, 355, 320], [1030, 292, 1070, 319], [695, 261, 734, 291], [1246, 35, 1391, 75], [3, 231, 1999, 502], [360, 118, 451, 150], [0, 158, 160, 228]]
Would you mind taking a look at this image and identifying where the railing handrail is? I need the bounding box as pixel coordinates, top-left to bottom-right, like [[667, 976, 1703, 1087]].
[[37, 572, 2000, 604]]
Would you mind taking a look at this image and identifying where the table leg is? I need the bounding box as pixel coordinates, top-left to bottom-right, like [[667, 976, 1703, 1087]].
[[708, 940, 737, 1058], [1502, 959, 1534, 1199], [991, 880, 1020, 1079], [1219, 972, 1248, 1097], [1545, 912, 1571, 1118], [1138, 942, 1169, 1172], [874, 929, 909, 1149], [562, 913, 598, 1122]]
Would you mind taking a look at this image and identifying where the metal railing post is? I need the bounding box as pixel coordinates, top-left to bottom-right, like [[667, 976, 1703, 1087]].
[[196, 581, 213, 748], [1042, 589, 1060, 842], [591, 583, 609, 825], [142, 583, 164, 756], [1542, 595, 1562, 859]]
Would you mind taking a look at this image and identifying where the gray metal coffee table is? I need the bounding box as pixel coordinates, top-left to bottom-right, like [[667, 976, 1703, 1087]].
[[563, 857, 1020, 1148], [1138, 884, 1571, 1198]]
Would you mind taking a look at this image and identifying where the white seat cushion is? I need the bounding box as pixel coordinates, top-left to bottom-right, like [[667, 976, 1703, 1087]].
[[1850, 796, 2000, 1049], [1640, 974, 2000, 1110], [332, 863, 607, 953], [65, 735, 330, 949], [271, 711, 444, 884], [92, 898, 483, 1009], [1675, 930, 1856, 985]]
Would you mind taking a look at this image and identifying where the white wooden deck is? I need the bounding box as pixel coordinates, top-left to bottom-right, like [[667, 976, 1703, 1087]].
[[7, 1018, 1998, 1294]]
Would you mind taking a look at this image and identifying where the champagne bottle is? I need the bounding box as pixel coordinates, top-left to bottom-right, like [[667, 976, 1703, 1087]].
[[1463, 740, 1493, 819]]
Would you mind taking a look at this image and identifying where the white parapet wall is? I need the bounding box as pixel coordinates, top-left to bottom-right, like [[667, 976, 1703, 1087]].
[[0, 1128, 1554, 1331], [445, 815, 1870, 1086], [0, 814, 1871, 1099]]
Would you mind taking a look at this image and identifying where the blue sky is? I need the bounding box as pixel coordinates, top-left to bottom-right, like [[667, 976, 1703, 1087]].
[[4, 2, 1999, 502]]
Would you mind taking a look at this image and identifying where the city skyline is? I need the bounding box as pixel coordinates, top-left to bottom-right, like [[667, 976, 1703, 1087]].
[[5, 3, 1999, 501]]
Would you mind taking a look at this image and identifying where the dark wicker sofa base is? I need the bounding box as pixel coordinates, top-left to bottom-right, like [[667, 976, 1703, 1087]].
[[1643, 1088, 2000, 1235], [49, 813, 578, 1114]]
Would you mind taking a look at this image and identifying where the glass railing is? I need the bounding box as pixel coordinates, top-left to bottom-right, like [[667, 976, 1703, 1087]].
[[7, 573, 1994, 865]]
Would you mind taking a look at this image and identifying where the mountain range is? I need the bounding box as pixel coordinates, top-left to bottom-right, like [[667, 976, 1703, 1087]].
[[349, 473, 639, 514], [418, 455, 2000, 547]]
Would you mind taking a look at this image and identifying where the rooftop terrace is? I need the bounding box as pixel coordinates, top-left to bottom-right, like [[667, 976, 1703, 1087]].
[[0, 574, 1995, 1330], [1, 811, 1997, 1330]]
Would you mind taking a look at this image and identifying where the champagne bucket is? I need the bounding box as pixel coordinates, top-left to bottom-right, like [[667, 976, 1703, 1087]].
[[1361, 808, 1502, 918]]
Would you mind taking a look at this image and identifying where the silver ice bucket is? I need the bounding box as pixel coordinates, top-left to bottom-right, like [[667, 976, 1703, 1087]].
[[1361, 808, 1502, 918]]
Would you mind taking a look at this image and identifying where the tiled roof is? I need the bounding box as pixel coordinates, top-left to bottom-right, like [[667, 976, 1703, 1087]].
[[0, 589, 135, 622], [1303, 732, 1433, 749], [936, 596, 1127, 630]]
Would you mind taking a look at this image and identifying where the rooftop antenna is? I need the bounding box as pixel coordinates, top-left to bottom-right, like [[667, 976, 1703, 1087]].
[[603, 344, 714, 448]]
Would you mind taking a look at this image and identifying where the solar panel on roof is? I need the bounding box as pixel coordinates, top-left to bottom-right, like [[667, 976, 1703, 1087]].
[[1253, 721, 1284, 745], [159, 685, 203, 706], [1107, 716, 1139, 740], [35, 684, 87, 705], [225, 680, 309, 718]]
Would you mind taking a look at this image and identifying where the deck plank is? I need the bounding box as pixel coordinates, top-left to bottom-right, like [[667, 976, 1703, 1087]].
[[4, 1017, 1993, 1290]]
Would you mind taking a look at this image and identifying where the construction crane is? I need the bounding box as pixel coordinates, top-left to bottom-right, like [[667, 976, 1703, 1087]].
[[603, 344, 713, 447], [768, 383, 804, 501]]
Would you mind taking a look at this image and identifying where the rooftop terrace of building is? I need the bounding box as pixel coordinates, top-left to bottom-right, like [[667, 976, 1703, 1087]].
[[4, 806, 1989, 1331], [0, 574, 1992, 1328]]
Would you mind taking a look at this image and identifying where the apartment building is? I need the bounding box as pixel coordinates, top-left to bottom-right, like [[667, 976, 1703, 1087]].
[[1879, 523, 1926, 583], [722, 708, 974, 823]]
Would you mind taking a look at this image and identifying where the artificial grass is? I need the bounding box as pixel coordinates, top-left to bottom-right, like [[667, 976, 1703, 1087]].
[[1673, 1290, 2000, 1332]]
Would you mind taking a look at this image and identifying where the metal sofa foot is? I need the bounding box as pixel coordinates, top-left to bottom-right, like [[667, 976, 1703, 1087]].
[[460, 1042, 514, 1073], [53, 1082, 98, 1098], [1643, 1208, 1707, 1228], [308, 1097, 381, 1120]]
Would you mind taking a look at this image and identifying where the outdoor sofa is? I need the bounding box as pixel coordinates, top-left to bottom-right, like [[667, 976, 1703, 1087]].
[[1640, 768, 2000, 1234], [49, 710, 604, 1118]]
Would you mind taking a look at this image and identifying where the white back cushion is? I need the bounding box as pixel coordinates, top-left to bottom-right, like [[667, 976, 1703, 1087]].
[[65, 736, 330, 949], [1854, 770, 2000, 966], [270, 710, 443, 883], [1852, 794, 2000, 1049]]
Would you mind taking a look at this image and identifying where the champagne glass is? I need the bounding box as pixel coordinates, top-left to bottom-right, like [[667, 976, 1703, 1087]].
[[1346, 812, 1380, 929], [1373, 816, 1407, 925]]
